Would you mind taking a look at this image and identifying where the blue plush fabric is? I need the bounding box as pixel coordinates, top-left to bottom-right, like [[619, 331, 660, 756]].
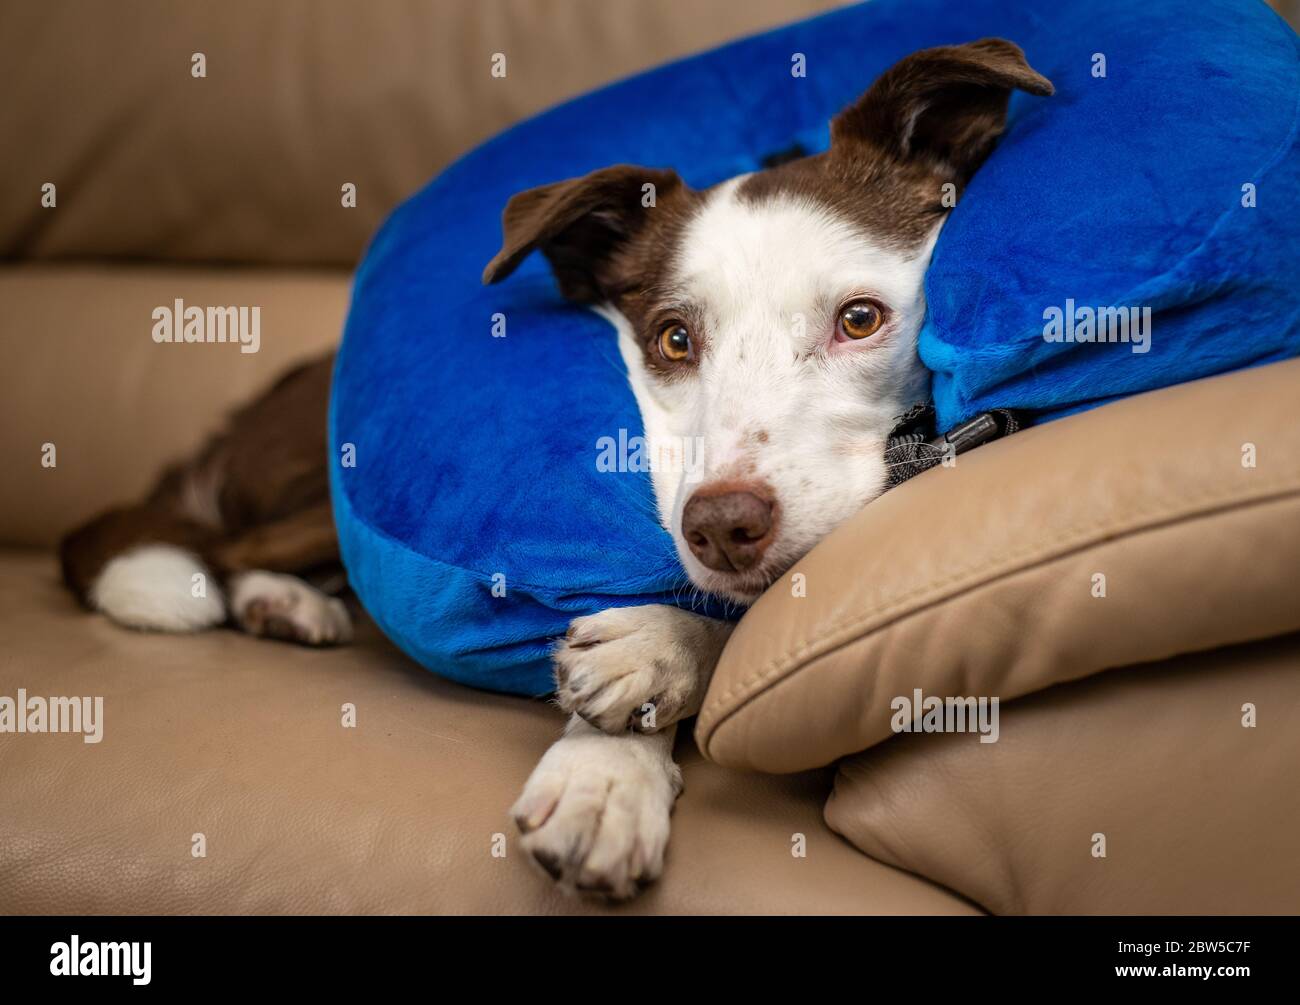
[[332, 0, 1300, 695], [919, 0, 1300, 427]]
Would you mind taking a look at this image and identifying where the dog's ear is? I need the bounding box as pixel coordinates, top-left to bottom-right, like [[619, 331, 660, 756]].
[[831, 38, 1053, 182], [482, 165, 684, 302]]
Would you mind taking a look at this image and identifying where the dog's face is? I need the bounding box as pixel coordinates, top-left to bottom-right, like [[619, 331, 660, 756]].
[[591, 170, 941, 604], [486, 39, 1051, 602]]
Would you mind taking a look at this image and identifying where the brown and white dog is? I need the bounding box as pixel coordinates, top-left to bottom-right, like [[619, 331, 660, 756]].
[[60, 39, 1051, 900]]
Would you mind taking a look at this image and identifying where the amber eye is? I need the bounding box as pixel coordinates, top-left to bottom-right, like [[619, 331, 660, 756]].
[[658, 323, 692, 362], [838, 300, 885, 341]]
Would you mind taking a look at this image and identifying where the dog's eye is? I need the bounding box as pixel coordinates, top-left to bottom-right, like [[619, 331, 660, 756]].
[[837, 300, 885, 341], [657, 323, 692, 362]]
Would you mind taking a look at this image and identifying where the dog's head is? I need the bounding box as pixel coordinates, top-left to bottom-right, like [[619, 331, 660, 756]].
[[485, 39, 1051, 602]]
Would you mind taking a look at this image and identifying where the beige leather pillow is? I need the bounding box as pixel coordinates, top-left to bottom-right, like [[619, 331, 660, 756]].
[[825, 633, 1300, 914], [697, 358, 1300, 772]]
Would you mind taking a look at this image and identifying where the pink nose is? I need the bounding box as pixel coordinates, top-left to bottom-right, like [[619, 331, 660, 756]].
[[681, 485, 775, 572]]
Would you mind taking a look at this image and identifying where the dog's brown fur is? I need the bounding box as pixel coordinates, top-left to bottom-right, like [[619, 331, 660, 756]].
[[60, 355, 340, 615]]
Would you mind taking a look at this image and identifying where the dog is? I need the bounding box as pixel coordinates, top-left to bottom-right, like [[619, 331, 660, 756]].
[[60, 39, 1051, 900]]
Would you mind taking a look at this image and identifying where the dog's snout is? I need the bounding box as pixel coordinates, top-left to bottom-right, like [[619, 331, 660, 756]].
[[681, 487, 774, 572]]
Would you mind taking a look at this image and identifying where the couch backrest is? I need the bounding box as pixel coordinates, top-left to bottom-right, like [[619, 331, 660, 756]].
[[0, 0, 846, 267]]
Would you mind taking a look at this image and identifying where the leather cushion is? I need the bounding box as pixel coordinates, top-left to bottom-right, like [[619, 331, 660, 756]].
[[0, 550, 974, 916], [697, 358, 1300, 772], [825, 633, 1300, 914]]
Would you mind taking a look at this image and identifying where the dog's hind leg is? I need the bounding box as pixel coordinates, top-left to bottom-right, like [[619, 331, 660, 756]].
[[60, 504, 228, 633], [226, 570, 351, 646], [208, 500, 339, 575], [212, 501, 351, 646], [58, 353, 343, 643], [61, 492, 348, 645]]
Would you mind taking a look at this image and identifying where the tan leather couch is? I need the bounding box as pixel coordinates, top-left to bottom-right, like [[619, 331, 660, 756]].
[[2, 0, 1297, 916]]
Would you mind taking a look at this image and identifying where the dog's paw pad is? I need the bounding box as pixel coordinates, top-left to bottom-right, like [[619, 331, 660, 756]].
[[553, 608, 699, 734], [512, 734, 675, 901], [230, 572, 352, 647]]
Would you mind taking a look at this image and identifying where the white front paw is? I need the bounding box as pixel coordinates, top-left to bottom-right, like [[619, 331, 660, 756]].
[[511, 724, 680, 900], [553, 605, 724, 734]]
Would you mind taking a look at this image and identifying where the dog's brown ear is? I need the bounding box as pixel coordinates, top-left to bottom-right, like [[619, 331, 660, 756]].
[[482, 165, 684, 302], [831, 38, 1053, 182]]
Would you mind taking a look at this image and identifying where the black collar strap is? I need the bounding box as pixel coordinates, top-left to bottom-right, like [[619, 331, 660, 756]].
[[883, 403, 1024, 488]]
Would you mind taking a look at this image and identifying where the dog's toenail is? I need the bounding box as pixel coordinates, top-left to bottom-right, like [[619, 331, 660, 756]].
[[532, 850, 563, 880], [514, 808, 547, 834]]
